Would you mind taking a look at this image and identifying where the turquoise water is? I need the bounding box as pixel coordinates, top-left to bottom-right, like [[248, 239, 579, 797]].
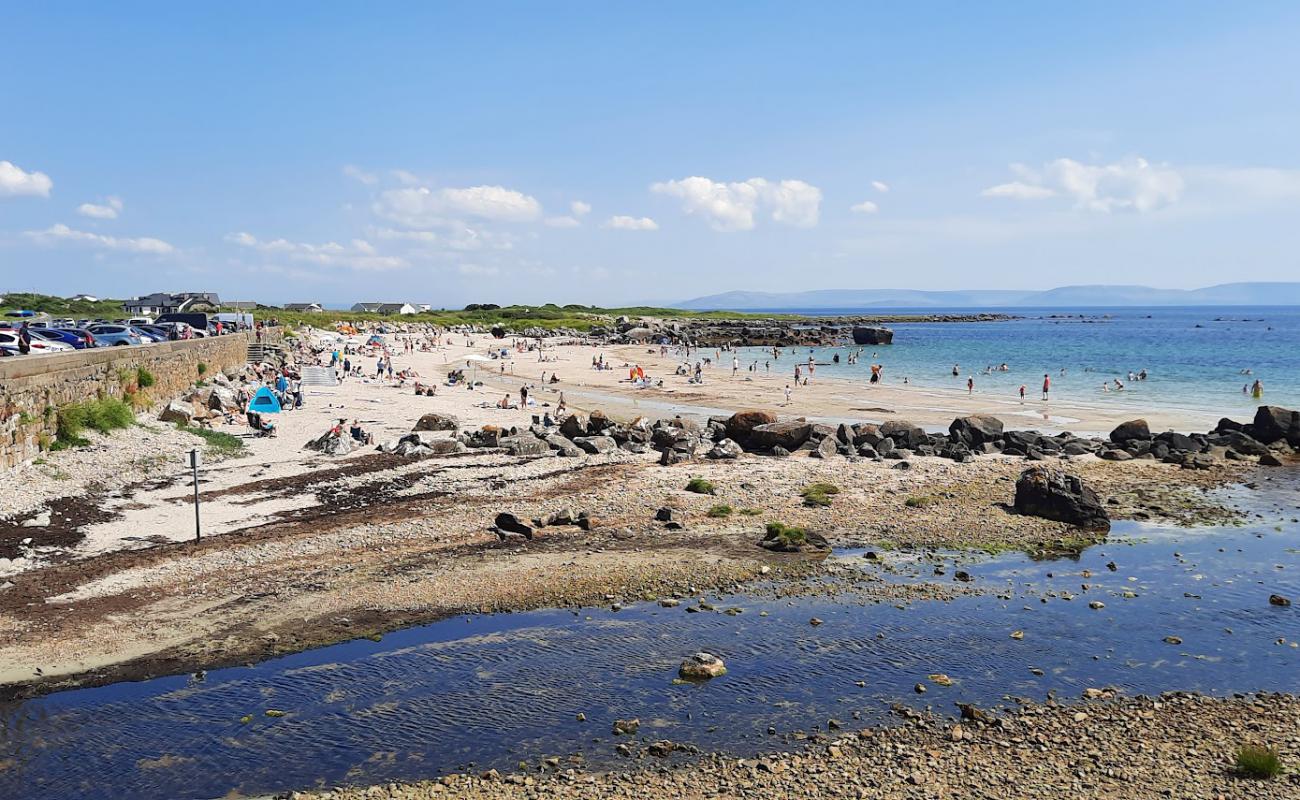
[[731, 307, 1300, 420]]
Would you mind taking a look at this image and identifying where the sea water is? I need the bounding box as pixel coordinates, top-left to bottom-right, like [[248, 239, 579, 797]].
[[728, 306, 1300, 419]]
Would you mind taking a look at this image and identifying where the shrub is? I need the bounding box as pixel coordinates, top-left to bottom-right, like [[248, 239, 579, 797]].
[[182, 425, 245, 457], [1236, 745, 1281, 779], [706, 504, 733, 518], [739, 507, 762, 516], [685, 477, 716, 495], [801, 482, 840, 507], [197, 362, 208, 376], [55, 397, 135, 447], [135, 367, 156, 389], [765, 521, 808, 547], [905, 495, 938, 508]]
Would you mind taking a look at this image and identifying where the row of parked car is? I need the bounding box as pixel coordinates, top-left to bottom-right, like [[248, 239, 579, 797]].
[[0, 315, 238, 357]]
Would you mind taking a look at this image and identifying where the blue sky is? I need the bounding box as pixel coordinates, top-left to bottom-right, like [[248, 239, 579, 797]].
[[3, 2, 1300, 307]]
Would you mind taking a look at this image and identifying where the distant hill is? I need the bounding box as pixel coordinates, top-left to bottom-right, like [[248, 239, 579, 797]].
[[676, 283, 1300, 310]]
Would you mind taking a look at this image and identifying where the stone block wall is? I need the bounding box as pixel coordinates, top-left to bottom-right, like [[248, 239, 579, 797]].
[[0, 333, 264, 467]]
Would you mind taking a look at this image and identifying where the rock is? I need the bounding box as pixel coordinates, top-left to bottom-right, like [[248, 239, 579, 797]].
[[559, 413, 592, 439], [880, 421, 927, 450], [1013, 466, 1110, 530], [678, 652, 727, 680], [20, 511, 51, 528], [809, 436, 839, 459], [725, 410, 778, 445], [1163, 635, 1182, 645], [500, 435, 550, 457], [949, 415, 1004, 447], [572, 435, 617, 454], [1089, 601, 1105, 610], [544, 434, 583, 457], [654, 507, 675, 522], [1109, 419, 1152, 443], [413, 412, 459, 432], [851, 326, 894, 345], [1259, 452, 1285, 467], [1269, 594, 1291, 607], [612, 719, 640, 736], [749, 421, 813, 451], [1099, 448, 1133, 461], [1251, 405, 1300, 445], [304, 430, 356, 456], [707, 438, 744, 460], [493, 513, 534, 540], [159, 400, 195, 425]]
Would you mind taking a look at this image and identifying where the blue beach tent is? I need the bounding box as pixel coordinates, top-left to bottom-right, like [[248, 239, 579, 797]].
[[248, 386, 282, 414]]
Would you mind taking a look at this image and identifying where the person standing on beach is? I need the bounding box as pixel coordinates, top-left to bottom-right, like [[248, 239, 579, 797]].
[[967, 376, 974, 394], [1019, 384, 1026, 402], [784, 385, 791, 404], [520, 385, 529, 408], [1041, 374, 1051, 401]]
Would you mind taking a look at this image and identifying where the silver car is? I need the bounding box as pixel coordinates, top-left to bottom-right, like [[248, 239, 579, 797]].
[[86, 324, 145, 346]]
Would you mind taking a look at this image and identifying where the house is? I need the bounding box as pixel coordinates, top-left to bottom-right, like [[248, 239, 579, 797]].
[[125, 292, 222, 316], [416, 303, 433, 312], [284, 302, 324, 313], [223, 301, 260, 311], [350, 302, 417, 315]]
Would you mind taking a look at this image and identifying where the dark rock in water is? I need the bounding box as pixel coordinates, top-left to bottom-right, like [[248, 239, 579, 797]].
[[949, 415, 1004, 447], [749, 420, 813, 451], [1259, 452, 1285, 467], [880, 420, 927, 450], [851, 326, 894, 345], [494, 512, 533, 540], [1014, 466, 1110, 530], [612, 718, 640, 736], [1269, 593, 1291, 607], [1109, 419, 1151, 444], [725, 410, 778, 445], [1251, 405, 1300, 445]]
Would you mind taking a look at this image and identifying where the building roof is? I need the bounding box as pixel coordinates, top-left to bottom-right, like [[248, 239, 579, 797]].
[[284, 302, 323, 311]]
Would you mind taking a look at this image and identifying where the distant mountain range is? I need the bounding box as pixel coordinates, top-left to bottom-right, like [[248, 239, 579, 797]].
[[676, 282, 1300, 310]]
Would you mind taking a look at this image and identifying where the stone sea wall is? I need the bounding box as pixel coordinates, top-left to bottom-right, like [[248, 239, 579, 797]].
[[0, 333, 266, 467]]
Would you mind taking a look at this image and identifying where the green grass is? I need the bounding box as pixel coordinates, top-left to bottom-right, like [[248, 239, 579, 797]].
[[765, 521, 808, 547], [181, 425, 245, 457], [904, 495, 939, 508], [706, 504, 733, 518], [1235, 745, 1282, 779], [54, 397, 135, 447], [738, 507, 762, 516], [801, 482, 841, 507], [135, 367, 156, 388], [685, 477, 717, 495], [197, 362, 208, 376]]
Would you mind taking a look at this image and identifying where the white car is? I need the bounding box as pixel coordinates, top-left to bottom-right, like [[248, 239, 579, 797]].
[[0, 331, 74, 353]]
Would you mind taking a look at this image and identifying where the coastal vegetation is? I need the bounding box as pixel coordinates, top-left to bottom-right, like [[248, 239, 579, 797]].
[[1235, 745, 1282, 779], [685, 477, 717, 494], [800, 482, 841, 507], [52, 397, 135, 449]]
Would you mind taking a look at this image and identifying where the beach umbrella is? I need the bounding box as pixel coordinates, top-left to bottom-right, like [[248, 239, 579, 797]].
[[248, 386, 282, 414]]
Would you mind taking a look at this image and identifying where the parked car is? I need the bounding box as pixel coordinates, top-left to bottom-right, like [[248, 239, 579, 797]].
[[127, 317, 154, 326], [130, 326, 168, 343], [0, 331, 75, 353], [30, 327, 96, 350], [85, 324, 144, 346]]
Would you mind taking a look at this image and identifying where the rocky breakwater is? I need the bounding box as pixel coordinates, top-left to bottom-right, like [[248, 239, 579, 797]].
[[595, 313, 1012, 347]]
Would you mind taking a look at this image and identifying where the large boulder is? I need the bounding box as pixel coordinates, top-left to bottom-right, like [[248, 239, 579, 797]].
[[500, 435, 550, 456], [573, 435, 617, 454], [880, 420, 927, 450], [707, 438, 743, 459], [544, 434, 583, 457], [159, 400, 196, 425], [851, 326, 894, 345], [1251, 406, 1300, 445], [1109, 419, 1151, 444], [725, 410, 778, 444], [1013, 467, 1110, 530], [305, 430, 356, 456], [559, 413, 591, 439], [414, 412, 459, 432], [749, 420, 813, 451], [949, 415, 1004, 447]]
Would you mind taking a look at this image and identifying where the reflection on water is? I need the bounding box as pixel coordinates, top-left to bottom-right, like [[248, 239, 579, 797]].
[[2, 480, 1298, 800]]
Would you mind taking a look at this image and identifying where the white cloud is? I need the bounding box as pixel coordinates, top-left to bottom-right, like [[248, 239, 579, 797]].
[[604, 215, 659, 231], [458, 263, 500, 277], [871, 180, 890, 193], [650, 176, 822, 231], [545, 216, 581, 228], [226, 231, 405, 270], [982, 157, 1183, 212], [342, 164, 378, 185], [24, 223, 173, 254], [76, 196, 124, 219], [0, 160, 53, 198], [850, 200, 879, 214], [376, 184, 542, 226], [570, 200, 591, 216], [391, 169, 421, 186]]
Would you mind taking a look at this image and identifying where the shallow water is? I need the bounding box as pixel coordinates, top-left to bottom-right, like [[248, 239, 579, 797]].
[[2, 476, 1298, 800], [728, 306, 1300, 418]]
